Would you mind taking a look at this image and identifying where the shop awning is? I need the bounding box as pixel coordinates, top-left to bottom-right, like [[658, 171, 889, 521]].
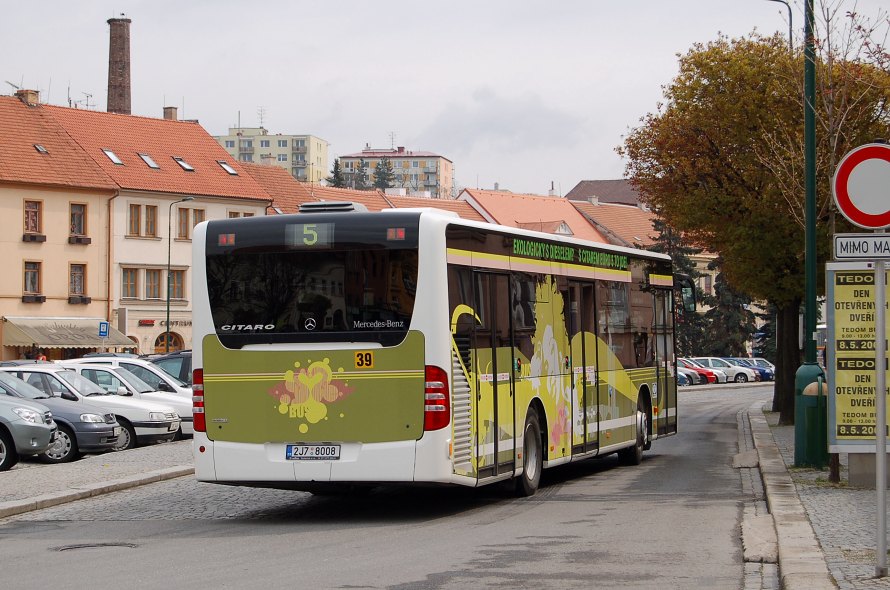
[[2, 316, 133, 349]]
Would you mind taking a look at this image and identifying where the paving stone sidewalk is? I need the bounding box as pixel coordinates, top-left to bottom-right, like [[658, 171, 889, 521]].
[[768, 411, 890, 589], [0, 440, 193, 518]]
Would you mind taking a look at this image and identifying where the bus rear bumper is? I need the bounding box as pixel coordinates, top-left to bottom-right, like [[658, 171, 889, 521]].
[[194, 434, 419, 484]]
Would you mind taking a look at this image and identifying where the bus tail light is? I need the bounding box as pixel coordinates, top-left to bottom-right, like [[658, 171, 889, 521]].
[[424, 365, 450, 431], [193, 368, 206, 432]]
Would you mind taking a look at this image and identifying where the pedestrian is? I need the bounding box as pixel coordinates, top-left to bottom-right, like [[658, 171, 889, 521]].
[[36, 349, 47, 361]]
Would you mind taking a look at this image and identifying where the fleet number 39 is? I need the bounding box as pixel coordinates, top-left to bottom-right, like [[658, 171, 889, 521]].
[[355, 351, 374, 368]]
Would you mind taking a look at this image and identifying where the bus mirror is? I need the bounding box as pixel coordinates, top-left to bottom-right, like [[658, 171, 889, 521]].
[[676, 275, 696, 313]]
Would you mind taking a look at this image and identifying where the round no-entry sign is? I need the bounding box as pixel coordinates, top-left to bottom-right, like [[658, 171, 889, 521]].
[[833, 143, 890, 229]]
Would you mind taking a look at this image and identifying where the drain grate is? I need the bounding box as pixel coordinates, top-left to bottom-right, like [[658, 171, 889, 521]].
[[53, 542, 138, 552]]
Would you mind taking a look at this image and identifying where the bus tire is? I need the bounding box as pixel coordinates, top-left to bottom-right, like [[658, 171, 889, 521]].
[[515, 410, 543, 497], [619, 403, 647, 466]]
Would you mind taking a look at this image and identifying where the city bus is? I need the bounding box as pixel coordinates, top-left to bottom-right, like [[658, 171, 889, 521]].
[[191, 202, 689, 496]]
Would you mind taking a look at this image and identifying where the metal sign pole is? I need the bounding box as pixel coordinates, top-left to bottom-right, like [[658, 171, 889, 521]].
[[878, 257, 888, 578]]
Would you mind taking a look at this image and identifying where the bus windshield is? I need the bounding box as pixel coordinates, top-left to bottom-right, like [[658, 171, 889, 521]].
[[205, 213, 419, 347]]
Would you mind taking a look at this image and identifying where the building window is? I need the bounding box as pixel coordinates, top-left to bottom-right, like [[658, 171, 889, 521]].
[[239, 153, 254, 162], [294, 139, 305, 148], [277, 154, 287, 162], [145, 205, 158, 237], [225, 140, 235, 148], [122, 268, 138, 299], [69, 264, 86, 295], [145, 269, 161, 299], [24, 201, 42, 233], [102, 149, 124, 165], [177, 208, 190, 239], [260, 140, 270, 148], [217, 161, 238, 175], [70, 203, 86, 236], [24, 261, 41, 294], [172, 156, 195, 171], [278, 139, 288, 148], [193, 209, 205, 226], [170, 270, 185, 299], [128, 204, 141, 236], [243, 212, 254, 217], [228, 212, 241, 218], [138, 153, 160, 169]]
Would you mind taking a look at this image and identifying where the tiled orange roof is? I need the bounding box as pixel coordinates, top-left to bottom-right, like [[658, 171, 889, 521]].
[[44, 106, 270, 201], [385, 194, 487, 222], [239, 162, 317, 213], [309, 185, 391, 212], [566, 179, 641, 206], [572, 201, 657, 248], [0, 97, 117, 190], [459, 188, 607, 243]]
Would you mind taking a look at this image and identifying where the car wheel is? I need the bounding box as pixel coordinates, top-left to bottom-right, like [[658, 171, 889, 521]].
[[735, 373, 748, 383], [514, 410, 543, 497], [0, 428, 18, 471], [40, 424, 80, 463], [112, 419, 137, 451]]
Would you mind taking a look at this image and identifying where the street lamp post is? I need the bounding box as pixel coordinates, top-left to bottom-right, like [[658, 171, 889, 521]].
[[166, 196, 194, 353], [766, 0, 793, 51]]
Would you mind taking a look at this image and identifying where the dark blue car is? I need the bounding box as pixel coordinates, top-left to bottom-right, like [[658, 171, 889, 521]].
[[726, 358, 774, 381]]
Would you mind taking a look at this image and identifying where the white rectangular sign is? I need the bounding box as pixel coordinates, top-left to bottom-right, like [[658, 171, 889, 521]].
[[835, 234, 890, 260]]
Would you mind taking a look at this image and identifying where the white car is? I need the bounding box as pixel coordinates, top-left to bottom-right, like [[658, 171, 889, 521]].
[[62, 363, 193, 437], [71, 357, 192, 399], [690, 357, 758, 383], [0, 365, 180, 451]]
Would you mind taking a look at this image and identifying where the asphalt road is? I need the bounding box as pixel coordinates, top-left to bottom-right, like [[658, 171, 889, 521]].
[[1, 385, 771, 590]]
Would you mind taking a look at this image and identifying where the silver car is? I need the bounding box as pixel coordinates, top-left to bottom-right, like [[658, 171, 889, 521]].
[[0, 395, 56, 471]]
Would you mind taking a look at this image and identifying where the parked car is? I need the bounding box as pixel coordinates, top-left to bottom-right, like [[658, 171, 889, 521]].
[[677, 370, 690, 387], [0, 365, 180, 452], [64, 362, 193, 437], [678, 358, 726, 384], [691, 357, 758, 383], [72, 357, 191, 399], [727, 358, 774, 382], [0, 394, 56, 471], [148, 350, 192, 385], [0, 359, 52, 366], [0, 371, 119, 463], [677, 366, 703, 386], [750, 357, 776, 371]]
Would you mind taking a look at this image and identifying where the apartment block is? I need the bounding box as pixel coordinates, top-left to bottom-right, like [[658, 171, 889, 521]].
[[338, 145, 454, 199], [215, 127, 329, 184]]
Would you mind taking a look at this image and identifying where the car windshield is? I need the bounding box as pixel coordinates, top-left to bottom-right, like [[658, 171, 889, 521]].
[[114, 367, 156, 393], [683, 358, 706, 368], [56, 370, 108, 396], [0, 371, 48, 399]]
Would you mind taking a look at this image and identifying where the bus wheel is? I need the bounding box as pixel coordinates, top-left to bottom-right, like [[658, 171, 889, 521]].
[[515, 411, 543, 497], [619, 404, 647, 466]]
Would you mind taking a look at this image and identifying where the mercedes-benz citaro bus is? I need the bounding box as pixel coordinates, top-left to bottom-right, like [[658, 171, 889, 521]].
[[191, 202, 692, 496]]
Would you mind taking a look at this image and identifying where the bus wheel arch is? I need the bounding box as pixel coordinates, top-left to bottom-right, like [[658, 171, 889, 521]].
[[619, 387, 651, 465]]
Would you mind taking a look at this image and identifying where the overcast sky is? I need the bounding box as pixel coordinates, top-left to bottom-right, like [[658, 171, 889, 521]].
[[1, 0, 886, 195]]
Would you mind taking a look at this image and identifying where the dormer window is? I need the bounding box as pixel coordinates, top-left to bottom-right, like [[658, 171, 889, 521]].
[[173, 156, 195, 171], [102, 149, 124, 165], [217, 161, 238, 175], [138, 153, 160, 169], [34, 144, 48, 154]]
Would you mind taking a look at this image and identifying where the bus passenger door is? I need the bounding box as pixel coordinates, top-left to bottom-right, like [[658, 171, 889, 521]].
[[569, 282, 598, 455], [654, 289, 676, 435], [473, 272, 515, 479]]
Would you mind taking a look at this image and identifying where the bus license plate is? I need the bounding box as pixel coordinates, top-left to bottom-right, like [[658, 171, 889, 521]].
[[286, 444, 341, 461]]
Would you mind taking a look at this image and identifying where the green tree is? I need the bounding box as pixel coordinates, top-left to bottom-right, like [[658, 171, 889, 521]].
[[700, 258, 757, 357], [621, 17, 889, 423], [326, 159, 345, 188], [647, 216, 706, 356], [373, 157, 396, 190], [351, 158, 370, 190]]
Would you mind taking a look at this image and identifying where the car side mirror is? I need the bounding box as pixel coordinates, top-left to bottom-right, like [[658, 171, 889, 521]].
[[116, 386, 131, 396], [157, 382, 174, 392], [62, 391, 77, 401]]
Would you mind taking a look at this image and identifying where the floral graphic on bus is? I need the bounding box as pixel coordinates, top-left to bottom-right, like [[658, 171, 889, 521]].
[[268, 358, 353, 433]]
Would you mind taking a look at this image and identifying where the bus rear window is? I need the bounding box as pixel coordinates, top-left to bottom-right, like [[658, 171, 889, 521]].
[[206, 244, 418, 347]]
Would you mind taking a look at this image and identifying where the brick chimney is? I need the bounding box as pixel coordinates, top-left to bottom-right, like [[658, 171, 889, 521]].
[[163, 106, 178, 121], [107, 16, 132, 114], [15, 89, 40, 106]]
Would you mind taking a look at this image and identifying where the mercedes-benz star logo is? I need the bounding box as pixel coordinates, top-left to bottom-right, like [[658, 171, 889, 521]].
[[304, 318, 317, 331]]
